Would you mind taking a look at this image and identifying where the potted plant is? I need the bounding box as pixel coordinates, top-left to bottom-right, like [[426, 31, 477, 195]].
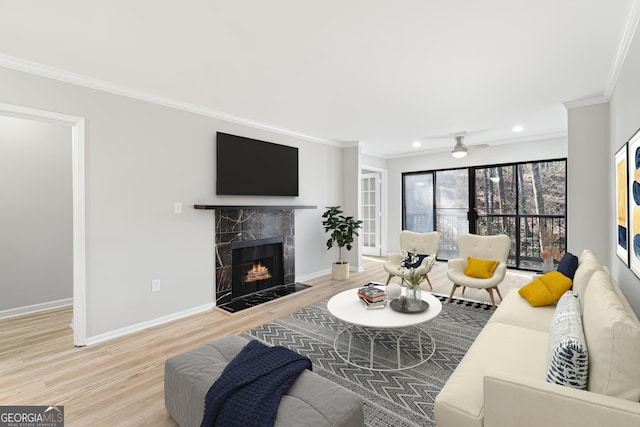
[[322, 206, 363, 280]]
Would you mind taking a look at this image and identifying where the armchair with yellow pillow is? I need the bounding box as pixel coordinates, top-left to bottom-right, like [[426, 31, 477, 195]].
[[446, 233, 512, 310]]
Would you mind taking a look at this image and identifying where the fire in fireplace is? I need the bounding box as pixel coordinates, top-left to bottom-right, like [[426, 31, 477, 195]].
[[231, 236, 284, 299], [245, 262, 272, 282]]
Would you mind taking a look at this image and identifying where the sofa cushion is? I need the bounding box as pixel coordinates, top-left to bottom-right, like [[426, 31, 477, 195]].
[[582, 271, 640, 401], [557, 252, 579, 280], [518, 271, 572, 306], [488, 288, 556, 333], [546, 291, 588, 390], [464, 257, 499, 279], [572, 250, 602, 305], [434, 323, 549, 427]]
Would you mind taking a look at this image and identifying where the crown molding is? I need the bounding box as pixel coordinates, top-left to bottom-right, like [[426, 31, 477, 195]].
[[0, 53, 344, 148], [563, 95, 609, 110], [604, 0, 640, 99]]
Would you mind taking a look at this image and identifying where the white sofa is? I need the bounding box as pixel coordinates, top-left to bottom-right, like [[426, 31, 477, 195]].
[[434, 250, 640, 427]]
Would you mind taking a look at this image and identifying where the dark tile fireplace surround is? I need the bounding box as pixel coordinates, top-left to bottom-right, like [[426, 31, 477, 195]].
[[197, 205, 315, 312]]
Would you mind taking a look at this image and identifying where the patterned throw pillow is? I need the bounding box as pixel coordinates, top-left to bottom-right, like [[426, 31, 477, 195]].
[[406, 252, 429, 268], [546, 290, 589, 389]]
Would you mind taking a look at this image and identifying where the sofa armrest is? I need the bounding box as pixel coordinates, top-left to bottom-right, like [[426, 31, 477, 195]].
[[484, 371, 640, 427]]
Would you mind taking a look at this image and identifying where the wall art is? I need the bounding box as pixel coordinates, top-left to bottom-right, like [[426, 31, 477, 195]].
[[616, 142, 628, 265], [627, 129, 640, 276]]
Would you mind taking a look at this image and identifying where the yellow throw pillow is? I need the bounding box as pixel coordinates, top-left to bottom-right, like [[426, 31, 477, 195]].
[[464, 257, 499, 279], [518, 271, 573, 307]]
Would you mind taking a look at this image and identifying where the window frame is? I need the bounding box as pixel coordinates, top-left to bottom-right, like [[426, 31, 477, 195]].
[[401, 157, 567, 271]]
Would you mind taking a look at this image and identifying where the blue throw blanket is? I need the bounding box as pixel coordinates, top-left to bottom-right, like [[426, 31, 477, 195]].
[[200, 340, 312, 427]]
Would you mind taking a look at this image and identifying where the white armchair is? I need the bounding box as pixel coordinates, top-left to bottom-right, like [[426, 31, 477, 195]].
[[446, 233, 511, 310], [384, 231, 440, 289]]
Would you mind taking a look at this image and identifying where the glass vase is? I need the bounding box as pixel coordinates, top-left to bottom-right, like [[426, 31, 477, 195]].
[[406, 287, 422, 311], [542, 257, 554, 273]]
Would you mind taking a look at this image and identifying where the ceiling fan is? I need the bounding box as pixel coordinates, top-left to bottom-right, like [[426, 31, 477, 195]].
[[449, 132, 489, 159]]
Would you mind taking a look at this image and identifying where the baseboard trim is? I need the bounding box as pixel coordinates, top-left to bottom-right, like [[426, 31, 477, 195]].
[[0, 298, 73, 319], [296, 269, 331, 283], [85, 302, 215, 346]]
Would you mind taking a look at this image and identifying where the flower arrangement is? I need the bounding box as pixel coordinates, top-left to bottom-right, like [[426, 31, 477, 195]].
[[399, 250, 435, 289], [540, 245, 563, 273], [540, 245, 563, 262], [398, 249, 433, 310]]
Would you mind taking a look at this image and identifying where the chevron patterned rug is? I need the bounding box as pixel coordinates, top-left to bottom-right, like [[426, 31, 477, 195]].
[[242, 295, 493, 426]]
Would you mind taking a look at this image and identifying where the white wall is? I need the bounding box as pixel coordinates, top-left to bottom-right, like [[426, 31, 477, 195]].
[[0, 66, 343, 339], [342, 144, 362, 270], [0, 116, 72, 311], [566, 103, 610, 258], [361, 152, 388, 171], [609, 22, 640, 316], [384, 137, 568, 253]]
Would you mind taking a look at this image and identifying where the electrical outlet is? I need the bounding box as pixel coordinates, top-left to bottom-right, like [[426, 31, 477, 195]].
[[174, 202, 182, 214], [151, 279, 161, 292]]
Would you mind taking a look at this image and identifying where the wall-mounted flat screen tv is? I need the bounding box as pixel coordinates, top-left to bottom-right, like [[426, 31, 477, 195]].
[[216, 132, 299, 196]]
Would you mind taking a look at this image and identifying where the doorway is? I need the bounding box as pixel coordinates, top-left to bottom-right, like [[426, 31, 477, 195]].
[[361, 167, 386, 257], [0, 103, 86, 346]]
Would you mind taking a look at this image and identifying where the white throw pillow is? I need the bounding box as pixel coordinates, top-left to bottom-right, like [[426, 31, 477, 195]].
[[546, 291, 588, 389], [582, 271, 640, 401]]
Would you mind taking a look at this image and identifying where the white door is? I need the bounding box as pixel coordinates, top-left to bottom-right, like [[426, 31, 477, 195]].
[[361, 173, 382, 256]]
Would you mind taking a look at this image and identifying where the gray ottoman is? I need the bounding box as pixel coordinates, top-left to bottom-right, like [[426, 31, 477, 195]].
[[164, 335, 365, 427]]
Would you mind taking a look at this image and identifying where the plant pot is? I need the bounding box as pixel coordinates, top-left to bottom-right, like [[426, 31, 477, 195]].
[[332, 262, 350, 280]]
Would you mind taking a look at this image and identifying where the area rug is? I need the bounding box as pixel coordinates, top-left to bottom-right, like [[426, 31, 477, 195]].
[[242, 295, 492, 426]]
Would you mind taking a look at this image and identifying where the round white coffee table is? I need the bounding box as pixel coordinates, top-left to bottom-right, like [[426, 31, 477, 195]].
[[327, 286, 442, 371]]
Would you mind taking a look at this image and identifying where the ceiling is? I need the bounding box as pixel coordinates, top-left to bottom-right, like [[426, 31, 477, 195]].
[[0, 1, 636, 158]]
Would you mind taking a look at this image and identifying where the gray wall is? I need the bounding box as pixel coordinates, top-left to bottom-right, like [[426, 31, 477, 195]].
[[343, 144, 362, 270], [609, 22, 640, 316], [0, 116, 72, 311], [566, 103, 610, 260], [0, 66, 343, 339]]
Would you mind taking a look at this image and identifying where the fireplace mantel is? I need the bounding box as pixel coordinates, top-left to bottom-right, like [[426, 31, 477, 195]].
[[194, 204, 316, 210]]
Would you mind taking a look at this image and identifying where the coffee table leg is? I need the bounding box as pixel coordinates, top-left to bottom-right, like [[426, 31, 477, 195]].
[[370, 329, 382, 369], [370, 335, 375, 368], [333, 325, 436, 372]]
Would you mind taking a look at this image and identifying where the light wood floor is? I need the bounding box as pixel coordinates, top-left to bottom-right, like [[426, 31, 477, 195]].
[[0, 257, 391, 426]]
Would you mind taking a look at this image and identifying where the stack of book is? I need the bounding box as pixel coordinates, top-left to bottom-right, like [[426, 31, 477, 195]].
[[357, 285, 387, 309]]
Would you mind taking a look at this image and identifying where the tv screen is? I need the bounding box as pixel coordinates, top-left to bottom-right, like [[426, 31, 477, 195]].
[[216, 132, 299, 196]]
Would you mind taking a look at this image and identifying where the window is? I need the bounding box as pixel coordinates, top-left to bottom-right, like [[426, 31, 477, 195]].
[[403, 172, 434, 232], [402, 159, 567, 271]]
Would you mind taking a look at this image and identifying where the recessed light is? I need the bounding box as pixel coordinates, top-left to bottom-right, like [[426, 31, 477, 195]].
[[512, 126, 524, 132], [412, 141, 422, 148]]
